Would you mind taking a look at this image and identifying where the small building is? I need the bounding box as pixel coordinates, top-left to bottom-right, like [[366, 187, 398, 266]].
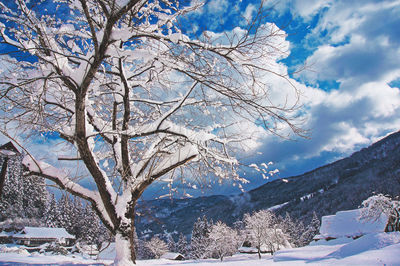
[[160, 252, 185, 260], [315, 208, 388, 242], [0, 231, 13, 244], [13, 227, 75, 247]]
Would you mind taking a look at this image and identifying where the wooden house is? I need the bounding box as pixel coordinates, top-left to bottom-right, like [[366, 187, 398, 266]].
[[12, 227, 75, 247]]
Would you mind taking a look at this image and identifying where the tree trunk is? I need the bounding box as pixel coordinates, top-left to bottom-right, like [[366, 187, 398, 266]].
[[257, 247, 261, 259], [114, 232, 136, 265], [0, 158, 8, 198]]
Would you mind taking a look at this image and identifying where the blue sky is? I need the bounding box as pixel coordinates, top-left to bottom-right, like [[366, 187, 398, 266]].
[[154, 0, 400, 197], [1, 0, 400, 199]]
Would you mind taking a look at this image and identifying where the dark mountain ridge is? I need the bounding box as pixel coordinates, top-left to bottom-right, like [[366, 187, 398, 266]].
[[136, 130, 400, 238]]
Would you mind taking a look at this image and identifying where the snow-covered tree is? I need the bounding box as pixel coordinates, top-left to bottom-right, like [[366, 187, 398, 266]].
[[360, 194, 400, 232], [0, 155, 24, 219], [243, 209, 276, 258], [45, 193, 63, 228], [22, 175, 47, 219], [190, 215, 212, 259], [176, 233, 189, 258], [0, 150, 47, 223], [300, 212, 320, 245], [0, 0, 304, 264], [208, 221, 240, 261], [166, 234, 177, 253], [145, 236, 168, 259], [58, 194, 74, 232]]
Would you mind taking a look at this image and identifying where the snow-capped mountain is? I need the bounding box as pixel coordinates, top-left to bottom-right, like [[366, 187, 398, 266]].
[[136, 130, 400, 238]]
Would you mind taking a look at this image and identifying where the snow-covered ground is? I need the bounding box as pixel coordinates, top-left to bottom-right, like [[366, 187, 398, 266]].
[[1, 232, 399, 265]]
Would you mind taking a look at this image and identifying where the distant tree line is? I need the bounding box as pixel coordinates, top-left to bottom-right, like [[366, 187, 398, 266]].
[[0, 153, 108, 247], [137, 209, 320, 261]]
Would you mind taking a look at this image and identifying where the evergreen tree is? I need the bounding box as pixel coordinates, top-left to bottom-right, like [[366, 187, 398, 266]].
[[176, 233, 189, 257], [22, 175, 47, 219], [190, 215, 212, 259], [70, 197, 85, 240], [58, 194, 74, 232], [300, 212, 320, 245], [0, 150, 48, 223], [0, 155, 24, 220], [166, 234, 177, 253], [45, 193, 63, 228]]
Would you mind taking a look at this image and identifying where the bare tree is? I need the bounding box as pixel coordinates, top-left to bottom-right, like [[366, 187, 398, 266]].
[[243, 209, 277, 258], [360, 194, 400, 232], [208, 221, 240, 261], [0, 0, 304, 264], [145, 236, 168, 259]]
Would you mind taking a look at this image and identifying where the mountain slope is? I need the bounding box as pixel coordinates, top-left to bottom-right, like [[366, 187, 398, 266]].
[[136, 130, 400, 238]]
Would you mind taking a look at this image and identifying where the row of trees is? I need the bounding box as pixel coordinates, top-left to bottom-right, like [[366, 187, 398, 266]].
[[0, 155, 47, 221], [0, 152, 108, 246], [145, 210, 321, 261], [45, 194, 109, 246]]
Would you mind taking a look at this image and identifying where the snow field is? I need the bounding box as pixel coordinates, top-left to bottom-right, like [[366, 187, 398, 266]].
[[1, 232, 399, 265]]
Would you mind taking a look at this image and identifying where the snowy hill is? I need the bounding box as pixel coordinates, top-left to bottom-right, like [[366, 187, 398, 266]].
[[136, 130, 400, 238]]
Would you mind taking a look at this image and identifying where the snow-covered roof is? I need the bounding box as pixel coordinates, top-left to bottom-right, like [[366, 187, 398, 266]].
[[0, 231, 13, 238], [319, 208, 388, 239], [13, 227, 75, 240], [160, 252, 184, 260]]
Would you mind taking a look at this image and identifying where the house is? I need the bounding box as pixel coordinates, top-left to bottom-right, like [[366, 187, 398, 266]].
[[12, 227, 75, 247], [160, 252, 185, 260], [314, 208, 388, 242], [0, 231, 13, 244]]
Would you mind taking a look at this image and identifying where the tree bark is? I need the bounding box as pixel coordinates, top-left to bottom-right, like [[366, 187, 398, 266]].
[[0, 158, 8, 198]]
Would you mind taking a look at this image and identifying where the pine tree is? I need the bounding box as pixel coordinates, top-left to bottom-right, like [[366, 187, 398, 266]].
[[45, 193, 63, 228], [0, 151, 48, 223], [166, 234, 176, 253], [300, 212, 320, 245], [70, 197, 85, 240], [22, 175, 48, 219], [176, 233, 189, 257], [190, 215, 212, 259], [0, 155, 24, 220], [58, 194, 74, 232]]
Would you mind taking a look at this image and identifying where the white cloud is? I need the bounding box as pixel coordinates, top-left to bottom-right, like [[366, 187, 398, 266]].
[[293, 0, 333, 20], [241, 4, 256, 25], [207, 0, 228, 15]]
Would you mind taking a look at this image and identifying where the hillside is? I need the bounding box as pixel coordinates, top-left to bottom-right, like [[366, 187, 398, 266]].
[[136, 130, 400, 238]]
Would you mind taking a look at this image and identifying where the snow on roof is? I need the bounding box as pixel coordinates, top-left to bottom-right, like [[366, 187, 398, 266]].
[[0, 231, 13, 238], [160, 252, 184, 260], [13, 227, 75, 240], [319, 208, 388, 239]]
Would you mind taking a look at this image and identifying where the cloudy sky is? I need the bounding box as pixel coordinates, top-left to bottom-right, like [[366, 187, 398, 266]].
[[170, 0, 400, 197], [1, 0, 400, 199]]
